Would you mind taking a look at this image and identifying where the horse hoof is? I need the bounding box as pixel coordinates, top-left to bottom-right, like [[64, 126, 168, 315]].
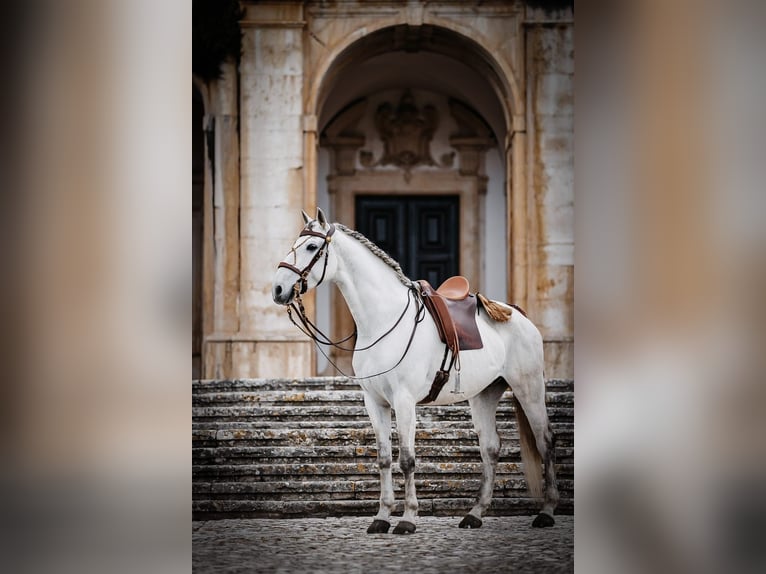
[[366, 519, 391, 534], [532, 512, 555, 528], [392, 521, 416, 535], [458, 515, 483, 529]]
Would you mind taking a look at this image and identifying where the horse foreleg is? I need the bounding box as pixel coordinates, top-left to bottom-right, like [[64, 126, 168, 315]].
[[364, 395, 395, 534], [392, 394, 418, 534], [460, 378, 508, 529]]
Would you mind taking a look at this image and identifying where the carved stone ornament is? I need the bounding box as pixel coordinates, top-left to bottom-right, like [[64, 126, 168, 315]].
[[364, 90, 439, 181]]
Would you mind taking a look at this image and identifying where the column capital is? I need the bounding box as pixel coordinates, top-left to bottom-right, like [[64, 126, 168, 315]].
[[303, 114, 318, 133]]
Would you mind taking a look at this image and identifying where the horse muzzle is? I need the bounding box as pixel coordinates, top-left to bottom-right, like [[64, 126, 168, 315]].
[[272, 282, 297, 305]]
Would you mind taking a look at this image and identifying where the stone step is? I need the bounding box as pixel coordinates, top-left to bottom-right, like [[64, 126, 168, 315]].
[[193, 377, 356, 393], [193, 377, 575, 394], [193, 444, 508, 461], [192, 478, 575, 499], [192, 425, 573, 443], [192, 461, 574, 481], [191, 444, 574, 459], [193, 390, 573, 407], [192, 404, 574, 423], [192, 377, 575, 519], [192, 419, 575, 430], [192, 496, 574, 520], [192, 420, 576, 433], [192, 446, 575, 467], [192, 428, 575, 452]]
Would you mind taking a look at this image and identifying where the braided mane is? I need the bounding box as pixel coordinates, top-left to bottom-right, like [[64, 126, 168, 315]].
[[335, 223, 415, 288]]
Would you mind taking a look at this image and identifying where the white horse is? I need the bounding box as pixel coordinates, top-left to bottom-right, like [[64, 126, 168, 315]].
[[272, 208, 558, 534]]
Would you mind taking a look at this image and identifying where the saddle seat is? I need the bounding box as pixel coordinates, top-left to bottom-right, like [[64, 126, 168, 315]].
[[436, 275, 470, 300]]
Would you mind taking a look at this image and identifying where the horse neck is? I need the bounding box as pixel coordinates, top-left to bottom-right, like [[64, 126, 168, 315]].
[[330, 230, 411, 338]]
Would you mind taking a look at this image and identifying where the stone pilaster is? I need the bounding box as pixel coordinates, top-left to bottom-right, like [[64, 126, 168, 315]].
[[525, 13, 574, 378], [236, 2, 313, 377], [199, 60, 242, 379]]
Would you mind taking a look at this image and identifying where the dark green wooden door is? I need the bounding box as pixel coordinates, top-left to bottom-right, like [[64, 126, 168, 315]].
[[355, 195, 459, 286]]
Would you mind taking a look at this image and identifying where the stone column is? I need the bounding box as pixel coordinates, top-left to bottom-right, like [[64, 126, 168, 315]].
[[526, 16, 574, 379], [236, 3, 313, 378], [200, 60, 242, 379]]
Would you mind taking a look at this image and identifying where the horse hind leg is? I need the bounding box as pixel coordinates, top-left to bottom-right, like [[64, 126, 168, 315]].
[[533, 420, 558, 528], [512, 376, 560, 528], [459, 377, 508, 529]]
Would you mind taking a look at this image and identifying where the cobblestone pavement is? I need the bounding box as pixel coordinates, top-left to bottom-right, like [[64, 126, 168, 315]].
[[193, 515, 573, 573]]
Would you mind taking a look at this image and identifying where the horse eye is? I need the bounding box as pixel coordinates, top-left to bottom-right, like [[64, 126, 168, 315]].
[[306, 243, 318, 252]]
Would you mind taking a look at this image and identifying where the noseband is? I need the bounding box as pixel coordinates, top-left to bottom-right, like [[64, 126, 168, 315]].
[[277, 223, 336, 296]]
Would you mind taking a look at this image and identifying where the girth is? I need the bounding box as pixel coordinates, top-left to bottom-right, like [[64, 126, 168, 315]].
[[417, 279, 483, 404]]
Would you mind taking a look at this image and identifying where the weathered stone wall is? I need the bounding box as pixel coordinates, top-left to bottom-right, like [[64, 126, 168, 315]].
[[195, 1, 574, 379], [526, 14, 574, 378], [232, 3, 313, 378], [195, 60, 243, 379]]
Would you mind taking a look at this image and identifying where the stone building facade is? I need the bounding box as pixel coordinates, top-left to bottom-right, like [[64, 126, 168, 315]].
[[193, 1, 574, 380]]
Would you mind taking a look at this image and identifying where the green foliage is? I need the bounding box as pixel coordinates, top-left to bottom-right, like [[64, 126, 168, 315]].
[[193, 0, 243, 81]]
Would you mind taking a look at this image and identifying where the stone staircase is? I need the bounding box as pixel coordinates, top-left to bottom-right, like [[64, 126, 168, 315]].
[[193, 377, 573, 520]]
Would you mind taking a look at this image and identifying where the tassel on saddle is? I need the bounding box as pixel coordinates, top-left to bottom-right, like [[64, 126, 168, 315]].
[[477, 293, 514, 322]]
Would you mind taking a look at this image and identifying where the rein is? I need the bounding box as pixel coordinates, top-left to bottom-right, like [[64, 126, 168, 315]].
[[286, 285, 413, 352], [277, 223, 426, 381], [288, 285, 426, 381]]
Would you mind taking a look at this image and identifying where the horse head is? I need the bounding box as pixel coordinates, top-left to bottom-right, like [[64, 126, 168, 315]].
[[272, 207, 337, 305]]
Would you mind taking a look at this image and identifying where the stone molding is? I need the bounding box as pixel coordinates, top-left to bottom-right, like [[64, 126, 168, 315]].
[[323, 90, 495, 182]]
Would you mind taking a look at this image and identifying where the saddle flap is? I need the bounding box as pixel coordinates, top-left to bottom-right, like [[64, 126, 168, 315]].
[[418, 280, 483, 352], [436, 276, 470, 300], [445, 296, 483, 350]]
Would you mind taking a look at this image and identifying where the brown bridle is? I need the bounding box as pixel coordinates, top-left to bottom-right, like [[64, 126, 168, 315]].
[[277, 223, 336, 297], [277, 221, 427, 381]]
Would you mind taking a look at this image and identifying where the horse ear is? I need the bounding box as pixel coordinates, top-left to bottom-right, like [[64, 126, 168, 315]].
[[316, 207, 328, 227], [301, 210, 311, 225]]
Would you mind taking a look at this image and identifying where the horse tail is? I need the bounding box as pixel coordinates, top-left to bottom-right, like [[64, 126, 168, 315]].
[[512, 395, 544, 498]]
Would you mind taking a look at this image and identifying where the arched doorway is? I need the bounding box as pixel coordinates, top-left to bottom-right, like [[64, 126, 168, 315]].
[[311, 26, 514, 374]]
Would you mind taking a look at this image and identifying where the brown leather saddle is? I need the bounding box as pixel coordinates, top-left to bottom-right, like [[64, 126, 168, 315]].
[[417, 276, 483, 404]]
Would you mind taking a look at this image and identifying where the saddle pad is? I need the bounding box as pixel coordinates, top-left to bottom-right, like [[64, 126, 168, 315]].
[[445, 295, 483, 351]]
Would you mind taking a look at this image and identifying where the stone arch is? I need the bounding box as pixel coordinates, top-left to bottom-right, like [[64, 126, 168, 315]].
[[307, 25, 522, 374], [309, 24, 522, 135]]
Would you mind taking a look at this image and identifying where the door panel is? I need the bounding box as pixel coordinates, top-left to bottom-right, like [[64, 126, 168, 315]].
[[356, 195, 459, 286], [354, 198, 406, 268]]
